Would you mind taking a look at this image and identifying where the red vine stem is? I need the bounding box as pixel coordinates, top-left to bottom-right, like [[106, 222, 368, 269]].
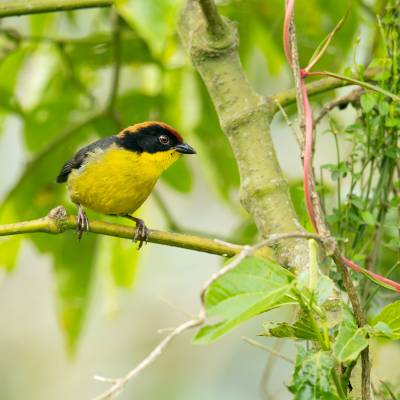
[[283, 0, 400, 293]]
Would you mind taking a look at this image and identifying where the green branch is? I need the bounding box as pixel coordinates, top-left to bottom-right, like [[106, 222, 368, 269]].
[[0, 206, 242, 257], [0, 0, 112, 18], [271, 68, 380, 111]]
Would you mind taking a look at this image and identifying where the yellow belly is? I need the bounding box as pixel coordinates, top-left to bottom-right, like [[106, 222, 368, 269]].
[[67, 146, 180, 215]]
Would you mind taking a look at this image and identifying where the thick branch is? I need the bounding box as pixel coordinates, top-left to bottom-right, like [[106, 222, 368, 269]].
[[0, 206, 241, 257], [0, 0, 112, 18], [178, 0, 310, 273]]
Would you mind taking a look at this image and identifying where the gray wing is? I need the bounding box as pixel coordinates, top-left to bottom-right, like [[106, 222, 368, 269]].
[[56, 136, 117, 183]]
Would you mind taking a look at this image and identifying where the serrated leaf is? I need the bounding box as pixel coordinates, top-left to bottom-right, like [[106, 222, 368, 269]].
[[193, 256, 296, 344], [333, 305, 368, 363], [262, 315, 319, 341], [289, 347, 339, 400], [372, 300, 400, 339]]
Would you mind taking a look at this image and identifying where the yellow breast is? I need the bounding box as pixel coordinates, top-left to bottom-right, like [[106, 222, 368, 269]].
[[67, 145, 180, 215]]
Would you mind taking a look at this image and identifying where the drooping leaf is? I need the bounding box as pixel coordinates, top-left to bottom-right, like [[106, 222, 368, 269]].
[[97, 228, 140, 288], [34, 232, 97, 354], [289, 347, 339, 400], [0, 203, 21, 271], [193, 256, 296, 344], [333, 305, 369, 364], [0, 237, 21, 271], [0, 117, 104, 351]]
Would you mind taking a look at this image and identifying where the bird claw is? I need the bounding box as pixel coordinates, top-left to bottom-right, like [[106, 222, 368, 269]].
[[76, 206, 90, 241], [133, 219, 148, 249]]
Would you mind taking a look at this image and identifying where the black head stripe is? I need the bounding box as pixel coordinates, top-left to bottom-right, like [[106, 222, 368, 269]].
[[116, 124, 182, 153]]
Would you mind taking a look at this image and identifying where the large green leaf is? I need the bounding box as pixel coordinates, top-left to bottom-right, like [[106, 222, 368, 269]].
[[333, 305, 369, 364], [0, 118, 104, 351], [97, 229, 140, 288], [289, 347, 339, 400], [193, 256, 296, 344], [36, 233, 97, 354]]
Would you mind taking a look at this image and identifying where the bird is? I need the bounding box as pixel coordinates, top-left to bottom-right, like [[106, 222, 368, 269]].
[[56, 121, 196, 247]]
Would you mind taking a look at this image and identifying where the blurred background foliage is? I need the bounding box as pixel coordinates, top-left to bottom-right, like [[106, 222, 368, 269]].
[[0, 0, 398, 399]]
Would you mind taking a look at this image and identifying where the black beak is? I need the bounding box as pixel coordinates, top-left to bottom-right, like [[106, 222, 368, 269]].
[[174, 142, 196, 154]]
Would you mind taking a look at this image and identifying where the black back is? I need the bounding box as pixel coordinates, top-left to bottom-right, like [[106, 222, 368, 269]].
[[56, 136, 117, 183]]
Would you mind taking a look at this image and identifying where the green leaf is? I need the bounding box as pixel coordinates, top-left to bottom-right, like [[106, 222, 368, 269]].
[[333, 305, 368, 364], [289, 347, 339, 400], [361, 211, 376, 226], [33, 232, 97, 355], [372, 300, 400, 339], [114, 0, 183, 56], [193, 256, 296, 344], [360, 93, 377, 113], [262, 315, 319, 341], [0, 203, 21, 271], [0, 237, 21, 271], [0, 118, 103, 352], [98, 232, 140, 288]]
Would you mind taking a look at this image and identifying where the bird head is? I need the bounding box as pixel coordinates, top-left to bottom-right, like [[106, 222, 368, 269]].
[[116, 121, 196, 156]]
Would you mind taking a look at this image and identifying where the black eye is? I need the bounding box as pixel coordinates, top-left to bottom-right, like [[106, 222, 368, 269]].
[[159, 135, 170, 145]]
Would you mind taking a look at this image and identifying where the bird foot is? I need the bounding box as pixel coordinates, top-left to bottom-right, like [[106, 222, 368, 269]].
[[76, 206, 90, 241], [133, 218, 149, 249], [122, 215, 148, 249]]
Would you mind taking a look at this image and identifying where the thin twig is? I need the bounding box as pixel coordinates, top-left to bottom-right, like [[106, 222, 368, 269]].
[[314, 88, 364, 125], [274, 99, 304, 151], [92, 316, 204, 400], [241, 337, 294, 364]]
